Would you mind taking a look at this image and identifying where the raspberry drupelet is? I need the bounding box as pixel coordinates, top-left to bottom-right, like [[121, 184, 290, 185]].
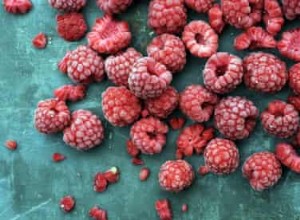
[[48, 0, 86, 12], [60, 195, 75, 212], [96, 0, 133, 14], [214, 96, 259, 140], [185, 0, 213, 13], [54, 84, 86, 102], [32, 33, 48, 49], [276, 143, 300, 174], [263, 0, 284, 36], [242, 151, 282, 191], [101, 86, 142, 127], [89, 206, 108, 220], [3, 0, 32, 14], [289, 63, 300, 95], [208, 4, 225, 34], [282, 0, 300, 20], [278, 28, 300, 62], [179, 85, 219, 123]]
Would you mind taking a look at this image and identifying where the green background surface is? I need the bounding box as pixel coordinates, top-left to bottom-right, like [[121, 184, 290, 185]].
[[1, 0, 300, 219]]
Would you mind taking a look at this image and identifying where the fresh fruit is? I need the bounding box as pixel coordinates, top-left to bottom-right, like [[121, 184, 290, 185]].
[[278, 28, 300, 62], [208, 4, 225, 34], [155, 199, 172, 220], [94, 173, 108, 192], [185, 0, 213, 13], [263, 0, 284, 36], [48, 0, 86, 12], [54, 84, 86, 102], [96, 0, 133, 14], [3, 0, 32, 14], [32, 33, 47, 49], [5, 140, 17, 151], [89, 206, 107, 220], [276, 143, 300, 174], [288, 63, 300, 95]]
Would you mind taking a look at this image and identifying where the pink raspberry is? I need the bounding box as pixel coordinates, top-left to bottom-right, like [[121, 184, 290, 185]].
[[147, 34, 186, 73], [34, 98, 71, 134], [289, 63, 300, 95], [144, 87, 179, 119], [101, 87, 142, 127], [243, 52, 287, 93], [130, 117, 168, 155], [282, 0, 300, 20], [185, 0, 213, 13], [3, 0, 32, 14], [63, 110, 104, 150], [208, 4, 225, 34], [105, 48, 142, 87], [182, 20, 218, 58], [214, 96, 259, 140], [278, 28, 300, 62], [158, 160, 195, 192], [87, 15, 131, 54], [128, 57, 173, 99], [54, 84, 86, 102], [58, 46, 105, 84], [203, 52, 243, 94], [242, 151, 282, 191], [263, 0, 284, 36], [179, 85, 219, 123], [96, 0, 133, 14], [48, 0, 86, 12], [261, 100, 299, 138], [148, 0, 187, 34]]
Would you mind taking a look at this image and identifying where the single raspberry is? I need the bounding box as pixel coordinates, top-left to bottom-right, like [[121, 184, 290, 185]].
[[87, 15, 131, 54], [179, 85, 219, 123], [89, 206, 107, 220], [289, 64, 300, 95], [278, 28, 300, 62], [214, 96, 259, 140], [96, 0, 133, 14], [52, 153, 65, 162], [32, 33, 47, 49], [282, 0, 300, 20], [288, 94, 300, 112], [34, 98, 70, 134], [94, 173, 108, 192], [182, 20, 218, 58], [203, 52, 243, 94], [128, 57, 173, 99], [158, 160, 194, 192], [59, 46, 105, 84], [234, 27, 277, 50], [168, 117, 186, 130], [63, 110, 104, 150], [242, 151, 282, 191], [144, 87, 179, 119], [131, 158, 144, 166], [60, 196, 75, 212], [54, 84, 85, 102], [48, 0, 86, 12], [208, 4, 225, 34], [185, 0, 213, 13], [5, 140, 17, 151], [56, 12, 87, 41], [243, 52, 287, 93], [276, 143, 300, 174], [155, 199, 172, 220], [147, 34, 186, 73], [126, 139, 140, 157], [139, 167, 150, 181], [105, 48, 142, 87], [181, 204, 188, 212], [201, 138, 239, 175], [3, 0, 32, 14], [148, 0, 187, 34], [261, 100, 299, 138], [263, 0, 284, 36], [176, 124, 214, 159], [103, 167, 119, 184], [130, 117, 168, 155]]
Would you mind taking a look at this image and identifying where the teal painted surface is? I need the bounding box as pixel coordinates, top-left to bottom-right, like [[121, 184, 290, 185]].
[[0, 1, 300, 219]]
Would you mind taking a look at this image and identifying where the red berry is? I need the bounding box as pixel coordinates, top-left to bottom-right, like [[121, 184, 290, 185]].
[[103, 167, 119, 184], [5, 140, 17, 151], [96, 0, 133, 14], [185, 0, 213, 13], [54, 84, 86, 102], [155, 199, 173, 220], [60, 195, 75, 212], [48, 0, 86, 12], [282, 0, 300, 20], [126, 139, 140, 157], [208, 4, 225, 34], [288, 95, 300, 112], [87, 15, 131, 54], [52, 153, 65, 162], [3, 0, 32, 14], [168, 117, 186, 130], [263, 0, 284, 36], [32, 33, 47, 49], [179, 85, 219, 123], [278, 28, 300, 62], [139, 167, 150, 181], [131, 157, 144, 166], [243, 151, 282, 191], [181, 203, 188, 212], [289, 63, 300, 95], [89, 206, 107, 220], [94, 173, 108, 193], [276, 143, 300, 174]]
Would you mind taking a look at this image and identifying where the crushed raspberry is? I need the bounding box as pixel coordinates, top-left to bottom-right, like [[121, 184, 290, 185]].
[[48, 0, 86, 12], [3, 0, 32, 14], [278, 28, 300, 62], [289, 64, 300, 95], [288, 95, 300, 112], [182, 20, 218, 58], [63, 110, 104, 150], [60, 195, 75, 212], [208, 4, 225, 34], [148, 0, 187, 34], [203, 52, 243, 94], [276, 143, 300, 174], [168, 117, 186, 130], [181, 204, 188, 212], [147, 34, 186, 73], [103, 167, 119, 184], [59, 46, 105, 84], [130, 117, 168, 155], [94, 173, 108, 193], [155, 199, 173, 220], [87, 15, 131, 54], [282, 0, 300, 20], [242, 151, 282, 191], [176, 124, 214, 159], [105, 48, 142, 87], [5, 140, 17, 151], [34, 98, 71, 134], [32, 33, 47, 49], [261, 100, 299, 138], [243, 52, 287, 93], [128, 57, 173, 99], [89, 206, 107, 220], [52, 153, 65, 162], [214, 96, 258, 140], [263, 0, 284, 36], [102, 87, 142, 127], [54, 84, 86, 102], [131, 158, 144, 166], [56, 12, 87, 41], [185, 0, 213, 13], [139, 167, 150, 181], [96, 0, 133, 14], [126, 139, 140, 158], [179, 85, 219, 123], [144, 87, 179, 119]]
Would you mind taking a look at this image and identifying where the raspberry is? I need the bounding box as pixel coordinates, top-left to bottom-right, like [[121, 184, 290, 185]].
[[63, 110, 104, 150], [208, 4, 225, 34], [105, 48, 142, 87], [60, 195, 75, 212], [148, 0, 187, 34], [128, 57, 173, 99], [48, 0, 86, 12], [289, 64, 300, 95], [176, 124, 214, 159], [139, 167, 150, 181], [144, 87, 179, 119], [96, 0, 133, 14], [288, 94, 300, 112], [147, 34, 186, 73], [203, 52, 243, 94], [56, 12, 87, 41], [242, 151, 282, 191], [103, 167, 119, 184], [201, 138, 239, 175], [278, 28, 300, 62], [59, 46, 104, 84], [5, 140, 17, 151], [3, 0, 32, 14], [52, 153, 65, 162], [102, 87, 142, 127], [158, 160, 194, 192], [54, 84, 86, 102], [276, 143, 300, 174], [261, 100, 299, 138], [34, 98, 71, 134], [182, 20, 218, 58], [94, 173, 108, 192], [89, 206, 107, 220], [263, 0, 284, 36], [282, 0, 300, 20], [155, 199, 173, 220], [185, 0, 213, 13], [87, 15, 131, 54], [214, 96, 259, 140], [234, 27, 277, 50], [168, 117, 186, 130], [243, 52, 287, 93], [32, 33, 47, 49], [179, 85, 219, 123]]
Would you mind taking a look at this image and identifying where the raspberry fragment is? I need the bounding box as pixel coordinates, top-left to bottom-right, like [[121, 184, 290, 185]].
[[168, 117, 186, 130], [126, 139, 140, 158], [155, 199, 173, 220], [32, 33, 47, 49], [289, 63, 300, 95], [139, 167, 150, 181], [263, 0, 284, 36], [103, 167, 119, 184], [278, 28, 300, 62], [54, 84, 86, 102], [5, 140, 17, 151], [3, 0, 32, 14], [276, 143, 300, 174], [89, 206, 107, 220], [96, 0, 133, 14], [208, 4, 225, 34], [52, 153, 65, 162], [185, 0, 213, 13], [60, 195, 75, 212], [131, 158, 144, 166], [94, 173, 108, 193], [48, 0, 86, 12]]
